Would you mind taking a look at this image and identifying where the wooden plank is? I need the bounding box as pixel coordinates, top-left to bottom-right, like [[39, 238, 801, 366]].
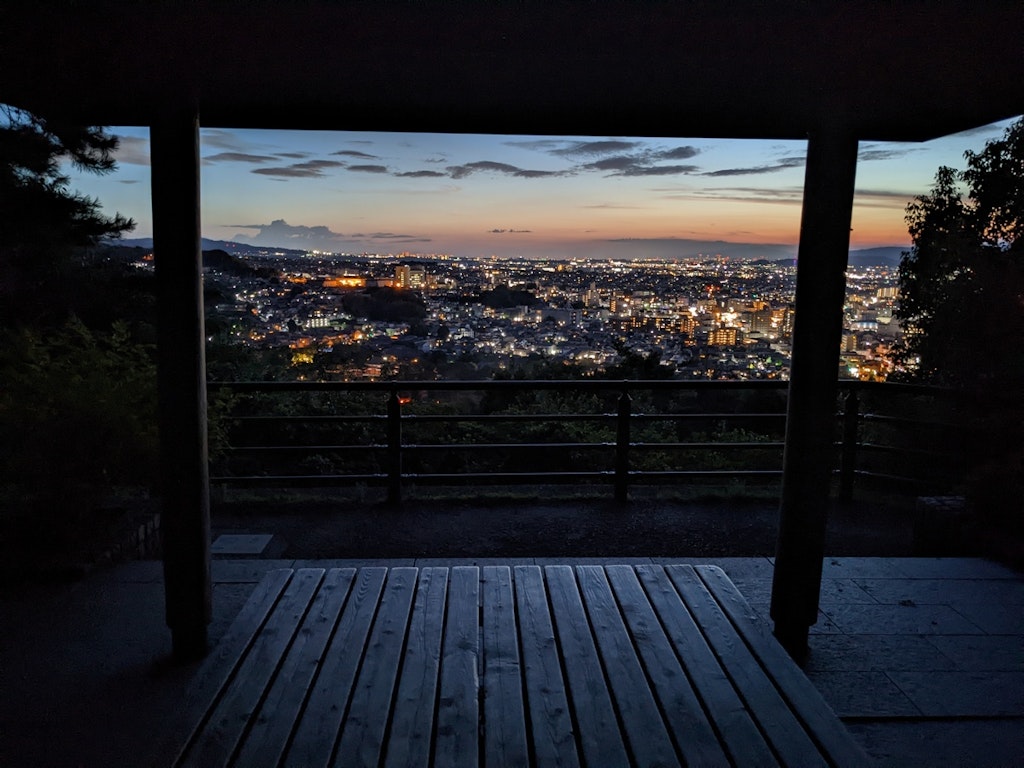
[[164, 568, 293, 768], [575, 565, 680, 767], [383, 567, 450, 768], [666, 565, 826, 767], [695, 565, 871, 767], [434, 566, 481, 768], [512, 565, 580, 768], [481, 565, 529, 768], [234, 568, 357, 768], [180, 568, 325, 767], [604, 565, 729, 767], [544, 565, 630, 768], [334, 567, 419, 768], [284, 567, 388, 768], [634, 564, 777, 767]]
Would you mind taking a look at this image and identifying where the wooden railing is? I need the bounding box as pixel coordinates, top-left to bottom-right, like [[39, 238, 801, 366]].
[[207, 379, 968, 502]]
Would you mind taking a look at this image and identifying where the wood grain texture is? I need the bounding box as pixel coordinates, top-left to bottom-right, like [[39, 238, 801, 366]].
[[163, 563, 867, 768]]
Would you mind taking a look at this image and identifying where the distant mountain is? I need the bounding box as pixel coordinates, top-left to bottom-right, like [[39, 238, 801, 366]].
[[847, 247, 907, 267], [111, 237, 307, 257]]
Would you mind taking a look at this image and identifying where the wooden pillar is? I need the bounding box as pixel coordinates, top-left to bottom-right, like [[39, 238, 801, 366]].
[[771, 126, 858, 660], [151, 107, 212, 660]]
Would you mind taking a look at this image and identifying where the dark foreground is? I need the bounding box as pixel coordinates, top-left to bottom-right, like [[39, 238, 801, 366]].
[[211, 493, 916, 560]]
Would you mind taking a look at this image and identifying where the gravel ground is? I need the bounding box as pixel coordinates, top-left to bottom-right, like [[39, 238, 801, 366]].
[[210, 491, 916, 559]]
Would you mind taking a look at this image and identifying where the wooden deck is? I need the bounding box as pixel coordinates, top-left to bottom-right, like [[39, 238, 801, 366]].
[[161, 564, 868, 767]]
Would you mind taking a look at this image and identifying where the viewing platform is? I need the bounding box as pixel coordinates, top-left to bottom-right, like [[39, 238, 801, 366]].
[[3, 554, 1021, 766]]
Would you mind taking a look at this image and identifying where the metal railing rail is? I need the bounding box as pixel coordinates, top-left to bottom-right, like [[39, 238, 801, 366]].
[[208, 379, 966, 502]]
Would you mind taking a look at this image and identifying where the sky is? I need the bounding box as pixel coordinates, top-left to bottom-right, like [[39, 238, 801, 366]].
[[68, 117, 1022, 260]]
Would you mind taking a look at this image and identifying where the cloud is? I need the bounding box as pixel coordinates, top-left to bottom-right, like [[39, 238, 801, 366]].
[[552, 140, 642, 157], [656, 146, 701, 160], [582, 156, 699, 176], [659, 186, 805, 204], [333, 150, 379, 159], [395, 170, 448, 178], [489, 228, 533, 234], [251, 159, 346, 178], [230, 219, 349, 246], [228, 220, 434, 250], [446, 161, 563, 179], [201, 128, 248, 151], [276, 152, 310, 159], [114, 135, 151, 166], [701, 156, 805, 177], [118, 179, 140, 185], [857, 147, 918, 162], [347, 164, 390, 174], [204, 151, 278, 164]]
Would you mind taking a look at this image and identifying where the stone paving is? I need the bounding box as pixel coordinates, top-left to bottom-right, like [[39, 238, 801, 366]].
[[1, 556, 1022, 766]]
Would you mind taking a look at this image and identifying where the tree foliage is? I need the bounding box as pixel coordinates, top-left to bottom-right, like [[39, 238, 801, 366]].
[[895, 119, 1024, 386], [1, 104, 134, 325]]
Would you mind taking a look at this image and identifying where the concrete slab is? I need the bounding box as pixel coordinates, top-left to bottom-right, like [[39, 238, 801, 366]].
[[948, 601, 1024, 634], [853, 578, 1024, 606], [210, 559, 295, 583], [822, 603, 986, 635], [211, 533, 275, 556], [820, 557, 908, 579], [888, 670, 1024, 716], [847, 720, 1024, 768], [925, 634, 1024, 671], [804, 670, 921, 717], [805, 634, 958, 673], [893, 557, 1022, 579], [751, 602, 843, 634]]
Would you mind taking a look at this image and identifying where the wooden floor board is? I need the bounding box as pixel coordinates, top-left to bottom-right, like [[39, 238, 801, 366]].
[[604, 564, 730, 767], [384, 567, 450, 768], [512, 566, 580, 768], [435, 566, 482, 768], [482, 565, 529, 768], [284, 567, 388, 768], [334, 567, 419, 768], [181, 568, 325, 768], [667, 564, 826, 767], [165, 562, 868, 768], [635, 564, 778, 767], [545, 565, 631, 768], [234, 568, 357, 768], [575, 565, 680, 767]]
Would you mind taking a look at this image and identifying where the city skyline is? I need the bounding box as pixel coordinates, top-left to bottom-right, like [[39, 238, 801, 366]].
[[70, 118, 1021, 260]]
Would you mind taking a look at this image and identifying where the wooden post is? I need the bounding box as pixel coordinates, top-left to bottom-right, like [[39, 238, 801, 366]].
[[152, 107, 212, 660], [614, 388, 631, 502], [771, 126, 858, 660]]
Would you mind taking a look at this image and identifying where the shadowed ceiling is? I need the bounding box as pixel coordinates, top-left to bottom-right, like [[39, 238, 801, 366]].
[[2, 1, 1023, 140]]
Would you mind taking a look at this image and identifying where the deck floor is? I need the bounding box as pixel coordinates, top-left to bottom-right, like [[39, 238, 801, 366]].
[[163, 564, 865, 767]]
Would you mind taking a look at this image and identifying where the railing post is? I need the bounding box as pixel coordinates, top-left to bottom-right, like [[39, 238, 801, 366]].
[[615, 387, 631, 502], [387, 389, 402, 504], [840, 386, 860, 504]]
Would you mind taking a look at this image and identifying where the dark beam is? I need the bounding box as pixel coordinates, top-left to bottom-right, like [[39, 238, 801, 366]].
[[771, 127, 859, 660], [152, 107, 212, 661]]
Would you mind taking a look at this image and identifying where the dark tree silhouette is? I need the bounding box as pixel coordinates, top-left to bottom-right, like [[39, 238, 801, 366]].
[[895, 118, 1024, 387], [0, 104, 134, 324]]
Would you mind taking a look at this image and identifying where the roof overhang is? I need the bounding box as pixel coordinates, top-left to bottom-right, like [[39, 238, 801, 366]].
[[3, 1, 1023, 141]]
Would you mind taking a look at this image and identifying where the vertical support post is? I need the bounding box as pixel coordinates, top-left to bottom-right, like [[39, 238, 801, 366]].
[[839, 386, 860, 504], [152, 106, 211, 660], [387, 389, 402, 504], [771, 126, 858, 660], [615, 388, 631, 502]]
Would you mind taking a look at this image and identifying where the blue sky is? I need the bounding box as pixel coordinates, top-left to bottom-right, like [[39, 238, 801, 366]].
[[70, 117, 1021, 259]]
